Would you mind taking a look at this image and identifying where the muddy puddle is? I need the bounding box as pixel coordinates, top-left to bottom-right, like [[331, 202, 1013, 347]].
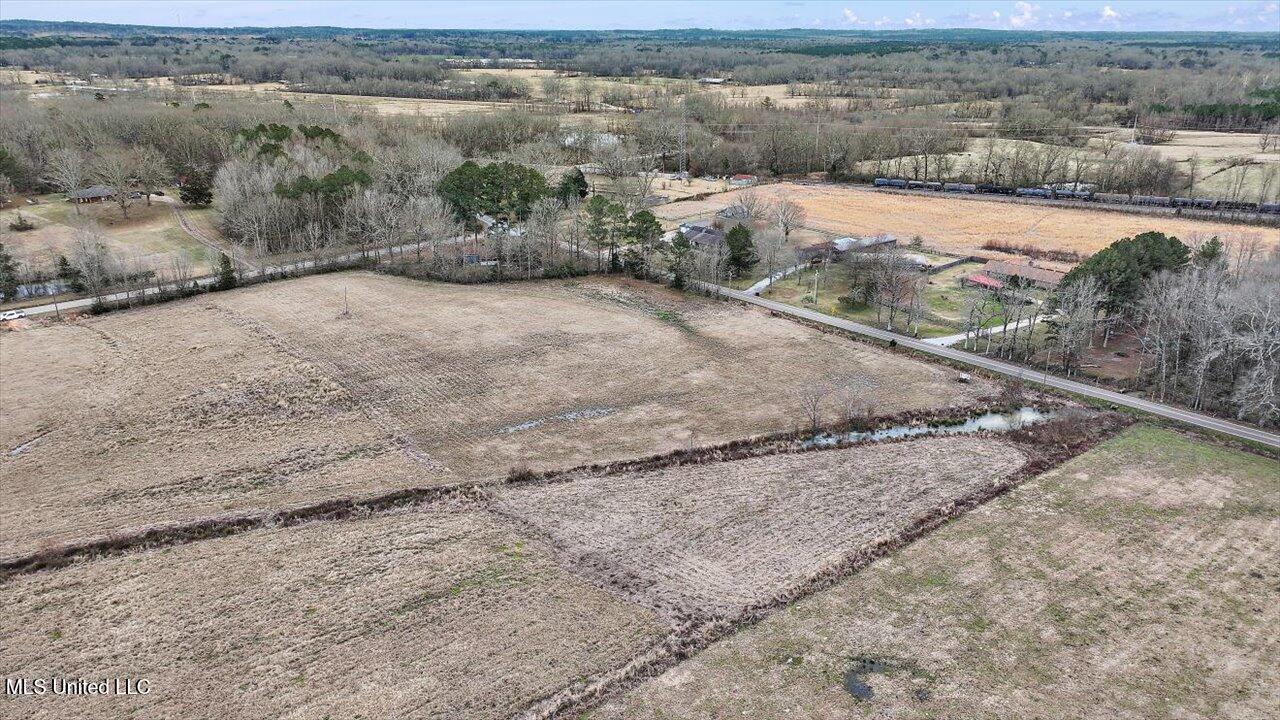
[[809, 407, 1051, 448], [500, 407, 617, 434], [843, 657, 886, 700], [8, 430, 50, 457], [842, 656, 934, 703]]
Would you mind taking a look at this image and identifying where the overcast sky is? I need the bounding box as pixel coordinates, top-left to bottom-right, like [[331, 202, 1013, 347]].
[[1, 1, 1277, 32]]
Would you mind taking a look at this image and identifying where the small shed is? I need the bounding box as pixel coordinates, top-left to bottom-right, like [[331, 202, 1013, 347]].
[[834, 234, 897, 252], [964, 274, 1005, 291], [981, 260, 1065, 289]]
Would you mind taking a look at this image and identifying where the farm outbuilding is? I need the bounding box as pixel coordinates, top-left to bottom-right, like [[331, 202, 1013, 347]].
[[834, 234, 897, 252], [981, 260, 1065, 289]]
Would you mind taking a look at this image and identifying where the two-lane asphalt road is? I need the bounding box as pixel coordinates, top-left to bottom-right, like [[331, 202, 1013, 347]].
[[704, 284, 1280, 450]]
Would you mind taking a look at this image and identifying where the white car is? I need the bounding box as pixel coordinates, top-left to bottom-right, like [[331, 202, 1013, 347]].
[[1, 309, 27, 321]]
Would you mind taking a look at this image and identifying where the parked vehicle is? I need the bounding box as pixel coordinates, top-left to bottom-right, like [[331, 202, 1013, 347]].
[[1, 309, 27, 321]]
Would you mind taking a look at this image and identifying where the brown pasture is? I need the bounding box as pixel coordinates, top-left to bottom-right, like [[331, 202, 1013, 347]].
[[0, 272, 992, 559], [653, 182, 1280, 262]]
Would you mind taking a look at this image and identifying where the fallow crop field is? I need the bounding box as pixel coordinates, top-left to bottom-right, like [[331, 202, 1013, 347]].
[[0, 272, 993, 561], [9, 267, 1257, 720], [0, 503, 668, 720], [2, 427, 1038, 719], [495, 436, 1027, 618], [595, 425, 1280, 720], [653, 182, 1280, 262]]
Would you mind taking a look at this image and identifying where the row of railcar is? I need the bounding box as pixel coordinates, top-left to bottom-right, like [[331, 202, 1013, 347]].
[[872, 177, 1280, 214]]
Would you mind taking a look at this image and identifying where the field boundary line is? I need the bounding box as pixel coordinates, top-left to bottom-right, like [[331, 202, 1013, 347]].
[[0, 483, 490, 581], [0, 402, 1057, 581]]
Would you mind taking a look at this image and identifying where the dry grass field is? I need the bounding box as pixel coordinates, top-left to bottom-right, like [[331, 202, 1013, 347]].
[[1098, 129, 1280, 201], [595, 425, 1280, 720], [2, 427, 1042, 719], [12, 75, 616, 126], [585, 173, 731, 204], [496, 436, 1026, 618], [0, 196, 218, 277], [0, 504, 667, 720], [852, 132, 1280, 205], [653, 182, 1280, 262], [168, 80, 532, 118], [0, 272, 992, 560]]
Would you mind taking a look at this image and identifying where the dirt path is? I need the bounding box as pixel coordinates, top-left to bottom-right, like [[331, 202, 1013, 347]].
[[170, 205, 259, 271]]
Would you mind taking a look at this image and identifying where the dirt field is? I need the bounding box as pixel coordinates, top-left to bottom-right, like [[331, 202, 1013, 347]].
[[653, 182, 1280, 261], [0, 272, 993, 559], [0, 195, 217, 278], [496, 436, 1026, 618], [595, 425, 1280, 719], [0, 504, 666, 719], [0, 427, 1044, 719]]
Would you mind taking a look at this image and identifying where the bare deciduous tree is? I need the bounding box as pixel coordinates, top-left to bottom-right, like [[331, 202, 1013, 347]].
[[69, 221, 115, 299], [1046, 275, 1103, 377], [48, 148, 89, 215], [773, 199, 806, 245], [93, 148, 137, 218], [134, 146, 170, 206], [730, 188, 770, 222]]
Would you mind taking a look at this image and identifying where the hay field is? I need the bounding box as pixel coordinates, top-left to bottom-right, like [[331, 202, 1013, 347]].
[[0, 272, 992, 559], [0, 504, 666, 720], [595, 425, 1280, 720], [496, 436, 1027, 618], [653, 182, 1280, 261], [140, 76, 617, 124]]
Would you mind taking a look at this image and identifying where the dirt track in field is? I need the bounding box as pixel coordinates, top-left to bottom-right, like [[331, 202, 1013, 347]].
[[0, 272, 992, 560]]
